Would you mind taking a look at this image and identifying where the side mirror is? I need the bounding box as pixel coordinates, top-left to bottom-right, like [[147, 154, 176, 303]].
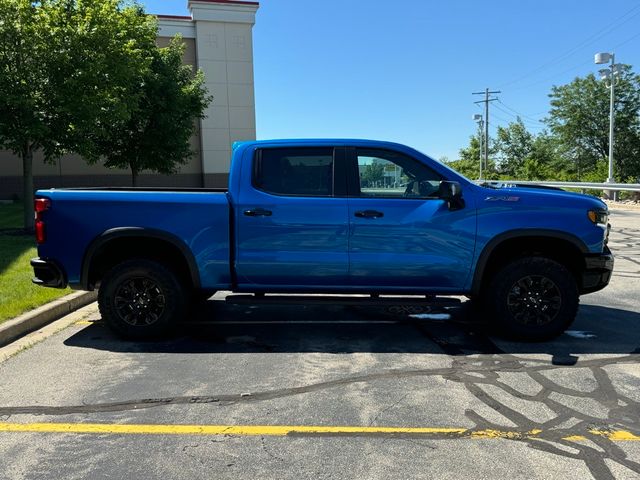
[[438, 181, 465, 210]]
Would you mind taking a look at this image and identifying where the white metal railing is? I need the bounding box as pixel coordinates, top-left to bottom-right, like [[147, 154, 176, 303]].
[[480, 180, 640, 192]]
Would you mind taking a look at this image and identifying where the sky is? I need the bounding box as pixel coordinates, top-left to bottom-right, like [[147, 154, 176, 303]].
[[142, 0, 640, 161]]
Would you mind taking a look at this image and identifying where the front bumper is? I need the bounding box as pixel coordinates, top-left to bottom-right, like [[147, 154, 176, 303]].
[[581, 247, 614, 294], [31, 258, 67, 289]]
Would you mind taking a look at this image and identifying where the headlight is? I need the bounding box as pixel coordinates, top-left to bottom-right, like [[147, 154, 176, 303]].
[[587, 209, 608, 225]]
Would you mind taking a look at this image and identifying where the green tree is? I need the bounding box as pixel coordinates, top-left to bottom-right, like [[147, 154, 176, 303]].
[[528, 133, 575, 180], [97, 37, 212, 186], [448, 135, 499, 180], [0, 0, 157, 229], [446, 136, 480, 179], [546, 66, 640, 181], [494, 118, 534, 177], [361, 161, 385, 186], [492, 120, 572, 180]]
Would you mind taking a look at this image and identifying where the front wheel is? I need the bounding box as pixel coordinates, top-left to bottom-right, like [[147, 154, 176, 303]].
[[98, 259, 188, 339], [488, 257, 579, 341]]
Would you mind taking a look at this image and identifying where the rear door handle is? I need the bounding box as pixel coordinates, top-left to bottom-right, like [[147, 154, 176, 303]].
[[244, 208, 272, 217], [354, 210, 384, 219]]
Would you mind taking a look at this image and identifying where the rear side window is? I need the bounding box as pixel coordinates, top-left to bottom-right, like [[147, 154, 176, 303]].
[[253, 147, 334, 196]]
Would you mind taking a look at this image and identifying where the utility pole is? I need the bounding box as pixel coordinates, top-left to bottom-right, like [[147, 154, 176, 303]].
[[473, 88, 500, 178], [472, 114, 484, 179], [478, 118, 484, 179]]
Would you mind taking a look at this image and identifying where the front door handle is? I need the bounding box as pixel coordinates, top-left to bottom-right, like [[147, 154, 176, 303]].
[[355, 210, 384, 219], [244, 208, 272, 217]]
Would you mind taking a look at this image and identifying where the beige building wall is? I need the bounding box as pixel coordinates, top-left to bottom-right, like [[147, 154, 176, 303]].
[[0, 0, 259, 198], [187, 0, 258, 187]]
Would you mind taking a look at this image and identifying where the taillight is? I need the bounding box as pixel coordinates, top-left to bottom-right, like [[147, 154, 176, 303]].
[[34, 198, 50, 244], [35, 219, 46, 244], [35, 198, 50, 213]]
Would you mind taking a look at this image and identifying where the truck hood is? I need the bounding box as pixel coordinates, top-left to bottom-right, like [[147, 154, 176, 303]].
[[479, 184, 608, 211]]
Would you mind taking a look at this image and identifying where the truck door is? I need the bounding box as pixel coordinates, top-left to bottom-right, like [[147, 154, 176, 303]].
[[346, 147, 476, 291], [235, 146, 350, 288]]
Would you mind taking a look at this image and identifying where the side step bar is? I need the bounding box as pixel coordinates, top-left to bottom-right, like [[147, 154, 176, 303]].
[[225, 294, 462, 307]]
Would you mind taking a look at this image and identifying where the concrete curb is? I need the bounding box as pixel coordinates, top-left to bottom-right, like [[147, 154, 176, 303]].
[[0, 291, 97, 347]]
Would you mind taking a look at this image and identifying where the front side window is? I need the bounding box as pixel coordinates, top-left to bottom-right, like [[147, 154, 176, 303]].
[[356, 149, 442, 198], [253, 147, 334, 196]]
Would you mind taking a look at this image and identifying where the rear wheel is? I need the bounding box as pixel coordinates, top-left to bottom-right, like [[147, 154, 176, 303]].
[[98, 259, 187, 339], [488, 257, 579, 341]]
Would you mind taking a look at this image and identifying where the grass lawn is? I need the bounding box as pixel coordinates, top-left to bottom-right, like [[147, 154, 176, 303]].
[[0, 203, 71, 323], [0, 202, 24, 229]]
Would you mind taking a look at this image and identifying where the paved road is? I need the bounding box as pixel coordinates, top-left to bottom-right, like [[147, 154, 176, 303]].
[[1, 208, 639, 480]]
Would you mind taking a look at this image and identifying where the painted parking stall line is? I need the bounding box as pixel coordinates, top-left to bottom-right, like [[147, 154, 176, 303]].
[[0, 422, 639, 441]]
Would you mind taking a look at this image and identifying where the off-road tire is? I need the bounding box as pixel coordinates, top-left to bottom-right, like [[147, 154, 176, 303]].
[[98, 259, 187, 339], [488, 257, 579, 341]]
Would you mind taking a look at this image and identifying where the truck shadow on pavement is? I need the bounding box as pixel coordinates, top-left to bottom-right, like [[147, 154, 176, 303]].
[[60, 301, 640, 479], [64, 302, 640, 357]]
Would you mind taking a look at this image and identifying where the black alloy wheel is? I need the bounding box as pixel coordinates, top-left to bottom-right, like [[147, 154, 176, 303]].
[[488, 257, 579, 341], [506, 275, 562, 326], [113, 277, 167, 327], [98, 259, 187, 339]]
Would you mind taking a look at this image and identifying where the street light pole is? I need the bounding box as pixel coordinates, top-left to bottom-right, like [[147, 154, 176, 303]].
[[595, 52, 618, 196], [607, 53, 615, 185]]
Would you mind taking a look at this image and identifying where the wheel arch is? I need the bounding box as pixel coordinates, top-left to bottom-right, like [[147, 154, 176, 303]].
[[80, 227, 201, 290], [471, 229, 588, 296]]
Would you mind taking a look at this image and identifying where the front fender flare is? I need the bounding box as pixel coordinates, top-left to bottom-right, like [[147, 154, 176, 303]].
[[470, 228, 588, 296]]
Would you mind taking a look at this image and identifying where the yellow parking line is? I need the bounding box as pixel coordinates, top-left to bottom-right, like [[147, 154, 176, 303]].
[[0, 423, 463, 436], [591, 429, 640, 441], [0, 422, 638, 441]]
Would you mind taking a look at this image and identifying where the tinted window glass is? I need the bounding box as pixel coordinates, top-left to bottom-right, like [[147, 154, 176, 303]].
[[356, 148, 442, 198], [254, 148, 334, 196]]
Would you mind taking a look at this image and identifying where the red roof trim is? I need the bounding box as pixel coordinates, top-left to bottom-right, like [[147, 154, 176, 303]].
[[189, 0, 259, 6], [156, 14, 193, 20]]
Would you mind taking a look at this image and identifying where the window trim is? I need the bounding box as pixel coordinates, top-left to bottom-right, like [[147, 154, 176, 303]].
[[251, 147, 338, 198], [346, 147, 445, 200]]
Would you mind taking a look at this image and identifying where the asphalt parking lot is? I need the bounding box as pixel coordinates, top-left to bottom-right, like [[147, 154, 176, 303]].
[[0, 207, 639, 480]]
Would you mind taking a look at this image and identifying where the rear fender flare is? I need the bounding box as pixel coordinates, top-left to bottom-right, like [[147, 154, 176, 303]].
[[80, 227, 200, 290]]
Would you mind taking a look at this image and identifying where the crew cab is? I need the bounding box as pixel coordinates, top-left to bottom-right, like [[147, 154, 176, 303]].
[[31, 139, 613, 340]]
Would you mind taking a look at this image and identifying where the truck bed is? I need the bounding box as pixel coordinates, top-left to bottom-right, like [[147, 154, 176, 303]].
[[46, 187, 229, 193], [35, 188, 232, 290]]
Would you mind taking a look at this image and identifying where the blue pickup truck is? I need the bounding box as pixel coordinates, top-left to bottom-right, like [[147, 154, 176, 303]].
[[31, 139, 613, 341]]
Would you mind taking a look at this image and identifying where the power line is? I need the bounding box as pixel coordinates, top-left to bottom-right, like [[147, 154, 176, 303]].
[[494, 100, 545, 125], [492, 105, 540, 126], [489, 107, 548, 132], [489, 24, 640, 136], [498, 4, 640, 88], [509, 28, 640, 92], [497, 3, 640, 89], [495, 100, 544, 123], [610, 28, 640, 50], [490, 111, 512, 124], [508, 59, 592, 92], [474, 97, 547, 134]]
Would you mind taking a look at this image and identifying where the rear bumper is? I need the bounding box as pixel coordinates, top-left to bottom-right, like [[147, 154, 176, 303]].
[[581, 247, 614, 294], [31, 258, 67, 289]]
